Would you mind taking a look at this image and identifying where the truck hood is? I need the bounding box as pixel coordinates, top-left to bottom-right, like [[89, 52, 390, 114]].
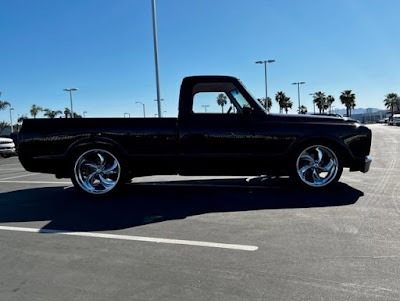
[[266, 113, 359, 124]]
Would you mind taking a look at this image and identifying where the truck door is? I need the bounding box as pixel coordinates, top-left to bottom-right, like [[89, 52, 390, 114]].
[[178, 79, 261, 175]]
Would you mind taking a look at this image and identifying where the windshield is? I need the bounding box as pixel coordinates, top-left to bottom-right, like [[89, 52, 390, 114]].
[[236, 80, 266, 112], [230, 89, 251, 109]]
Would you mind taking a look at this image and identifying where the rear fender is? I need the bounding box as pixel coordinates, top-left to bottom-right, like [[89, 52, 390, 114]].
[[64, 136, 128, 160]]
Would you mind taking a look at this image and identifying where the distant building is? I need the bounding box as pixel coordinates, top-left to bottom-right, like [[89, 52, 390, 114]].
[[351, 109, 388, 124]]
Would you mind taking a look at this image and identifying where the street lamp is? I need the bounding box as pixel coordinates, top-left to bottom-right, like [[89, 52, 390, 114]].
[[151, 0, 162, 118], [135, 102, 146, 118], [124, 113, 131, 118], [9, 107, 14, 133], [255, 59, 275, 112], [292, 82, 306, 113], [63, 88, 78, 118], [201, 105, 210, 113], [83, 111, 88, 118]]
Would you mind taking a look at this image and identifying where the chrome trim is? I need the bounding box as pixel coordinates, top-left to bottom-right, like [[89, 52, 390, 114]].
[[296, 145, 339, 187], [74, 149, 121, 195]]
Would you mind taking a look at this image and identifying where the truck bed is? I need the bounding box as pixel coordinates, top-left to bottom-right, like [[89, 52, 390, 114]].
[[18, 118, 179, 177]]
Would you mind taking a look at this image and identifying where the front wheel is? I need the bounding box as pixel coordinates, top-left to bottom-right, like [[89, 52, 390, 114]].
[[71, 148, 124, 196], [292, 144, 343, 189]]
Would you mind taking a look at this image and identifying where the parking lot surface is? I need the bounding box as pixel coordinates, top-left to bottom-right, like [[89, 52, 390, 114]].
[[0, 124, 399, 301]]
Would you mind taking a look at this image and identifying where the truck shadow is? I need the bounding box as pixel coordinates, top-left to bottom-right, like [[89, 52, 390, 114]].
[[0, 177, 363, 232]]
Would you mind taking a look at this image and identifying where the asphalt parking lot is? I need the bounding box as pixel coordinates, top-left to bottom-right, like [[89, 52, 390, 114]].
[[0, 124, 399, 301]]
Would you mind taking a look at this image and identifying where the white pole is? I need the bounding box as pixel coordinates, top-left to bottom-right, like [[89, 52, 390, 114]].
[[9, 108, 14, 133], [151, 0, 162, 118]]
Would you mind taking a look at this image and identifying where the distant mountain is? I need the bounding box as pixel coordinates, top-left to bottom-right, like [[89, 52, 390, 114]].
[[332, 108, 384, 115]]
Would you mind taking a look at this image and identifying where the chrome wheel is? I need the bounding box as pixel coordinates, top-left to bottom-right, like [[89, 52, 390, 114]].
[[74, 149, 121, 195], [296, 145, 339, 187]]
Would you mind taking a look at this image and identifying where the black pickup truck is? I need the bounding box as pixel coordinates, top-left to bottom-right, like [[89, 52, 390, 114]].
[[18, 76, 372, 196]]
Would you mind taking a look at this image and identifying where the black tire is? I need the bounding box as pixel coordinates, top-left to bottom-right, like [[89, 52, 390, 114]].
[[69, 146, 127, 197], [290, 143, 343, 189]]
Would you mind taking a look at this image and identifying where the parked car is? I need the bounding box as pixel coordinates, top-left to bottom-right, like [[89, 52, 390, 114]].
[[392, 114, 400, 126], [18, 75, 372, 196], [0, 137, 17, 158]]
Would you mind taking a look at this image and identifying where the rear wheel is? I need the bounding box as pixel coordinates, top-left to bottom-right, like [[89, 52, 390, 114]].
[[71, 148, 124, 196], [292, 144, 343, 189]]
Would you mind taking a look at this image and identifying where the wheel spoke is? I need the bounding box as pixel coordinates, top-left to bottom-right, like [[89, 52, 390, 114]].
[[319, 159, 334, 172], [316, 147, 323, 164], [99, 174, 115, 188], [103, 160, 118, 175], [299, 164, 313, 176], [82, 160, 98, 170], [312, 169, 322, 183], [300, 154, 314, 163], [84, 171, 97, 188], [97, 153, 105, 167]]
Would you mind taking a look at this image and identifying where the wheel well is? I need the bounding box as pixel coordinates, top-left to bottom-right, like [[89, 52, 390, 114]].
[[65, 138, 127, 161], [289, 137, 352, 166]]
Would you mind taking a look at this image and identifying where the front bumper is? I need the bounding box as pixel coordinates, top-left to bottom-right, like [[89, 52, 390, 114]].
[[0, 148, 17, 157], [349, 156, 372, 173], [361, 157, 372, 173]]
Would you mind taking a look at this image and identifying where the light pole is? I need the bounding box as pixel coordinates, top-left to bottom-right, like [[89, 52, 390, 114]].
[[124, 113, 131, 118], [292, 82, 306, 113], [201, 105, 210, 113], [255, 59, 275, 112], [151, 0, 162, 118], [309, 93, 315, 114], [9, 107, 14, 133], [63, 88, 78, 118], [136, 102, 146, 118], [83, 111, 87, 118]]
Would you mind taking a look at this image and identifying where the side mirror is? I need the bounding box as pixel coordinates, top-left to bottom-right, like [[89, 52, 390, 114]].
[[242, 106, 253, 116]]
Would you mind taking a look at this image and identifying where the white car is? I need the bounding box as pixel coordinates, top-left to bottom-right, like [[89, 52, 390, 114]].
[[0, 137, 17, 158]]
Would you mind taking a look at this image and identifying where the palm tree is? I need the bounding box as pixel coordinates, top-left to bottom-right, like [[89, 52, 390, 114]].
[[297, 105, 308, 114], [0, 92, 10, 111], [16, 115, 28, 131], [64, 107, 71, 118], [313, 91, 328, 113], [282, 97, 293, 114], [216, 93, 228, 113], [17, 115, 28, 123], [383, 93, 399, 120], [326, 95, 335, 113], [0, 121, 10, 135], [275, 91, 288, 113], [0, 101, 10, 111], [340, 90, 356, 117], [257, 97, 272, 112], [30, 104, 43, 119], [43, 109, 62, 119]]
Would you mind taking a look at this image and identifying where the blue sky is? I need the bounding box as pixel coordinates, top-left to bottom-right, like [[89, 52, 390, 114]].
[[1, 0, 400, 122]]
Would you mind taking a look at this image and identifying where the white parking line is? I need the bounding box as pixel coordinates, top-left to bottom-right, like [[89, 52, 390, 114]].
[[0, 168, 25, 171], [0, 173, 38, 181], [0, 163, 20, 167], [0, 225, 258, 251], [0, 180, 71, 184]]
